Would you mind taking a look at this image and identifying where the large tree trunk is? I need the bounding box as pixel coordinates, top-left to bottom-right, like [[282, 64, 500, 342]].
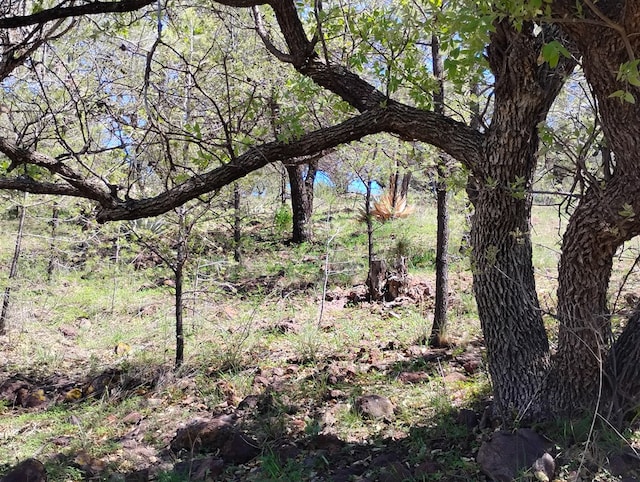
[[553, 177, 640, 416], [549, 7, 640, 416], [605, 308, 640, 425], [471, 22, 574, 422], [286, 159, 317, 244]]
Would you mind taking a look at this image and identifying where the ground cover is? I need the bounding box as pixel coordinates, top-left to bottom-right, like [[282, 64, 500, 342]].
[[0, 196, 638, 481]]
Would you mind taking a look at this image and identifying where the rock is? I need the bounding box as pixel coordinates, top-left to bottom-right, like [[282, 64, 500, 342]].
[[237, 394, 260, 410], [58, 325, 78, 338], [378, 461, 412, 482], [122, 412, 143, 425], [414, 459, 443, 477], [329, 463, 367, 482], [170, 415, 236, 453], [273, 444, 301, 466], [398, 371, 430, 384], [609, 450, 640, 477], [16, 388, 47, 408], [456, 408, 479, 430], [443, 371, 467, 384], [477, 428, 553, 481], [269, 319, 301, 334], [324, 389, 347, 400], [173, 456, 224, 481], [533, 453, 555, 481], [307, 434, 345, 454], [456, 351, 483, 375], [0, 458, 47, 482], [124, 469, 150, 481], [355, 394, 394, 420], [220, 431, 260, 464]]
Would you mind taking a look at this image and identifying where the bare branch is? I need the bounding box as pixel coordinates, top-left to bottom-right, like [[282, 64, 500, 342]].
[[252, 6, 295, 63], [0, 0, 156, 28], [0, 176, 86, 198], [0, 138, 115, 204]]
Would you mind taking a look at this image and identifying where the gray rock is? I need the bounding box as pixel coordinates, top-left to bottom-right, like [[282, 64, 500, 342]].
[[220, 431, 260, 464], [609, 450, 640, 477], [477, 428, 553, 481], [355, 394, 394, 420], [532, 452, 555, 481]]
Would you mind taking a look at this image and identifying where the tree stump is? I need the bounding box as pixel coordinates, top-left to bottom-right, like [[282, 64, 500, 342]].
[[366, 259, 387, 301], [386, 256, 409, 301]]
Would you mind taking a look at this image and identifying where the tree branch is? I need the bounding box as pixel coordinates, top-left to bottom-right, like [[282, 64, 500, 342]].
[[0, 176, 86, 198], [93, 105, 482, 222], [252, 6, 295, 63], [0, 0, 156, 28], [0, 138, 115, 205]]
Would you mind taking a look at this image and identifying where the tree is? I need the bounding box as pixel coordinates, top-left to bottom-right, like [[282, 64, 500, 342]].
[[2, 0, 640, 424], [284, 158, 317, 243], [268, 92, 320, 243], [0, 193, 27, 334], [428, 29, 451, 348], [546, 1, 640, 417]]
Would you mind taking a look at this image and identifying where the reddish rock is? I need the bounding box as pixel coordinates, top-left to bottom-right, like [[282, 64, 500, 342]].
[[1, 458, 47, 482], [170, 415, 236, 453], [398, 371, 430, 384], [58, 325, 78, 338]]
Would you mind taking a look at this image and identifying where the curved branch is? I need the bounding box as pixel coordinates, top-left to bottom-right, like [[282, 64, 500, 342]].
[[0, 176, 86, 198], [96, 110, 391, 222], [94, 105, 482, 222], [0, 0, 156, 28], [252, 6, 295, 63], [0, 138, 114, 204]]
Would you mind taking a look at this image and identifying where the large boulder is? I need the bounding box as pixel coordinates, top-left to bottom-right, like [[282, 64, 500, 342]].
[[477, 428, 554, 481]]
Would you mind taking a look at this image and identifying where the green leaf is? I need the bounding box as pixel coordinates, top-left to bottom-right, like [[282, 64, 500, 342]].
[[619, 203, 636, 218], [540, 40, 570, 68], [609, 90, 636, 104], [616, 60, 640, 87]]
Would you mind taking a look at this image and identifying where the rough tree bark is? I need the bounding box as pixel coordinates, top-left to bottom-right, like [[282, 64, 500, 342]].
[[174, 210, 188, 369], [428, 31, 450, 348], [549, 1, 640, 417], [233, 183, 242, 263], [285, 158, 317, 244], [470, 22, 575, 421], [47, 202, 59, 281]]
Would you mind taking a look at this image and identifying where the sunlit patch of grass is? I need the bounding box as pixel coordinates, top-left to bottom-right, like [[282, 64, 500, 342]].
[[5, 195, 632, 480]]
